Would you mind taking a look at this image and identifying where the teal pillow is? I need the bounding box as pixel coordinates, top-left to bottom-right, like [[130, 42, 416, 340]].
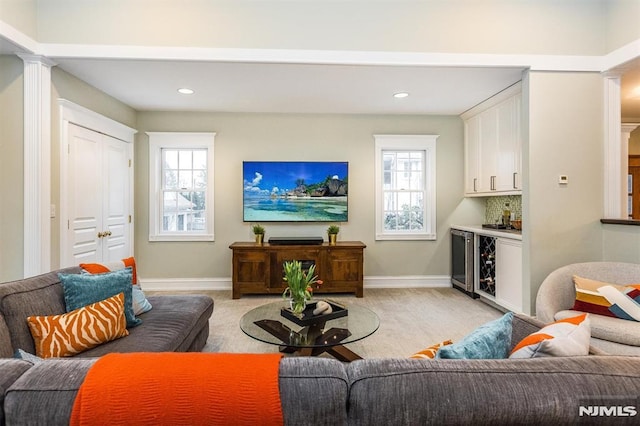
[[435, 312, 513, 359], [132, 285, 153, 315], [59, 268, 142, 328], [14, 348, 44, 364]]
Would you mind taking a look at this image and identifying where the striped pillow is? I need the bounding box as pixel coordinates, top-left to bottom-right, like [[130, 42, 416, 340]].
[[572, 275, 640, 321], [27, 293, 129, 358], [509, 313, 590, 358], [410, 340, 453, 359]]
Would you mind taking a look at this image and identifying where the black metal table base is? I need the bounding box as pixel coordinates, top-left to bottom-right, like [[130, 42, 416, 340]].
[[254, 319, 363, 362]]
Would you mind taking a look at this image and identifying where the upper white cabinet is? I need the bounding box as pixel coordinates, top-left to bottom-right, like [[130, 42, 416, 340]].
[[462, 83, 522, 196]]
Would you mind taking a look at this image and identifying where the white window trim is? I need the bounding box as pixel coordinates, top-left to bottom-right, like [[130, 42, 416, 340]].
[[148, 132, 216, 242], [374, 134, 438, 241]]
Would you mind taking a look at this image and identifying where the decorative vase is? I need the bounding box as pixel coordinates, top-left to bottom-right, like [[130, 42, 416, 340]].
[[289, 297, 307, 315], [328, 233, 337, 245], [255, 234, 264, 244]]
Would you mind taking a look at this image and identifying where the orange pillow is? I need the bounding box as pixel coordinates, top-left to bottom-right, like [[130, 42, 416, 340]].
[[80, 257, 138, 284], [27, 293, 129, 358], [410, 339, 453, 359]]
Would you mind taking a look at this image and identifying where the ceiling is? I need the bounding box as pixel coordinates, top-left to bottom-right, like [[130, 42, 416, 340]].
[[52, 58, 525, 115], [2, 37, 639, 117]]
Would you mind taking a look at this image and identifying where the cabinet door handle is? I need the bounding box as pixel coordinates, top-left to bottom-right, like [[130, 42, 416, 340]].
[[513, 172, 518, 189], [473, 178, 477, 192], [491, 175, 496, 190]]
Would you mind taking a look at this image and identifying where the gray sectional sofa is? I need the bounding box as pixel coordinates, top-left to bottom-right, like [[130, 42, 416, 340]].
[[3, 312, 640, 425], [0, 267, 214, 359]]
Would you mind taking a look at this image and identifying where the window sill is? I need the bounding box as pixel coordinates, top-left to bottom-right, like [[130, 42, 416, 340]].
[[149, 234, 214, 242], [600, 219, 640, 226], [375, 233, 436, 241]]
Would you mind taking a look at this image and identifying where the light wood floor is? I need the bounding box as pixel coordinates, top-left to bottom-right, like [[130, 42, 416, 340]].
[[152, 287, 504, 358]]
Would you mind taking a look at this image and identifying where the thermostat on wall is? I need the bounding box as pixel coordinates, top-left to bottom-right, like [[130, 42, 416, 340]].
[[558, 175, 569, 184]]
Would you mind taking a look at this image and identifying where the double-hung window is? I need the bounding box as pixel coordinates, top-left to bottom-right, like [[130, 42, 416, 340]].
[[374, 135, 438, 240], [148, 132, 215, 241]]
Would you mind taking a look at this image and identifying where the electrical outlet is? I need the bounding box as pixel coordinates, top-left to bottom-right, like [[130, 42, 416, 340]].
[[558, 175, 568, 185]]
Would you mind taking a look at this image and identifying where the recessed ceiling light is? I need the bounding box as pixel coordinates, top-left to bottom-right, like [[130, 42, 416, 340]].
[[177, 88, 194, 95], [393, 92, 409, 99]]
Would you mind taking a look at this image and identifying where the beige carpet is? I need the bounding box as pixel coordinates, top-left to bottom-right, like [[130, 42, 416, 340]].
[[155, 287, 504, 358]]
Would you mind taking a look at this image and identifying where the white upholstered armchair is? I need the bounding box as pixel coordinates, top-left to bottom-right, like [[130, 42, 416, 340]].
[[536, 262, 640, 356]]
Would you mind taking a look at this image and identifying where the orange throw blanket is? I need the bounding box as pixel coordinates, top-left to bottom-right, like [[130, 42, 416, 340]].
[[70, 352, 283, 426]]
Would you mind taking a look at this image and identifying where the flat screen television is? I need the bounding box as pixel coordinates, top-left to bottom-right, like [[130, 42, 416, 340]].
[[243, 161, 348, 222]]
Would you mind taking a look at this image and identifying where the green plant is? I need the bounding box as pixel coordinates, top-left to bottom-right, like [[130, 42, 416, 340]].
[[252, 223, 265, 235], [282, 260, 323, 314], [327, 224, 340, 235]]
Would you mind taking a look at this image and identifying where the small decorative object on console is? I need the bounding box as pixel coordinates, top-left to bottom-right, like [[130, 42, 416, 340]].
[[282, 260, 323, 314], [327, 224, 340, 245], [252, 223, 265, 244]]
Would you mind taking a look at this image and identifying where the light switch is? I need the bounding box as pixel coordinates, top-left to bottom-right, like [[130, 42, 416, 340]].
[[558, 175, 568, 185]]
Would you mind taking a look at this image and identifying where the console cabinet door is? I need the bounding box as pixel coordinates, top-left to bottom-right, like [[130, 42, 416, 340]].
[[232, 250, 269, 299], [324, 247, 364, 297], [271, 249, 322, 292]]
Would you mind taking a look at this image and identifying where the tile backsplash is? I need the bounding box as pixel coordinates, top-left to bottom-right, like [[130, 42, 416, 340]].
[[485, 195, 522, 225]]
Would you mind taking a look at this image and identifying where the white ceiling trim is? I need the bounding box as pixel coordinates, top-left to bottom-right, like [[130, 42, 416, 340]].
[[603, 39, 640, 72], [41, 43, 608, 72], [0, 19, 37, 54]]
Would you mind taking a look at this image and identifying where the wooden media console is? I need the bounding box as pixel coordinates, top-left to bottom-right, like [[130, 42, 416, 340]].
[[229, 241, 365, 299]]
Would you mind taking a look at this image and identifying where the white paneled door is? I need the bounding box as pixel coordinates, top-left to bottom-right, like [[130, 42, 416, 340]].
[[65, 123, 131, 266]]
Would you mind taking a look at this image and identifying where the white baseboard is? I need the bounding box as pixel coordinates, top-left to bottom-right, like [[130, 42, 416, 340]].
[[139, 275, 452, 291], [139, 277, 231, 291], [364, 275, 451, 289]]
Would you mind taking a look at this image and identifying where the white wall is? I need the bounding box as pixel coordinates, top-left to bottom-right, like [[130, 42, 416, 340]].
[[603, 224, 640, 261], [134, 111, 484, 281], [0, 0, 37, 38], [524, 71, 605, 314], [0, 54, 24, 281], [605, 0, 640, 51], [35, 0, 608, 55]]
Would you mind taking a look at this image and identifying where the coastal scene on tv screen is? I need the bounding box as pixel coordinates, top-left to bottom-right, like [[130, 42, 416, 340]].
[[243, 161, 348, 222]]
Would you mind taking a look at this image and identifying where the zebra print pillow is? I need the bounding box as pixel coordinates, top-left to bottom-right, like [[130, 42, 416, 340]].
[[27, 292, 129, 358]]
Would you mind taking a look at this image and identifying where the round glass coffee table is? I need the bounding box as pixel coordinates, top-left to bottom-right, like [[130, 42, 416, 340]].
[[240, 300, 379, 362]]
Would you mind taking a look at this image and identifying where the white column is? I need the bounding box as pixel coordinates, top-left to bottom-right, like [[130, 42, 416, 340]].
[[19, 55, 55, 277], [603, 73, 622, 219]]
